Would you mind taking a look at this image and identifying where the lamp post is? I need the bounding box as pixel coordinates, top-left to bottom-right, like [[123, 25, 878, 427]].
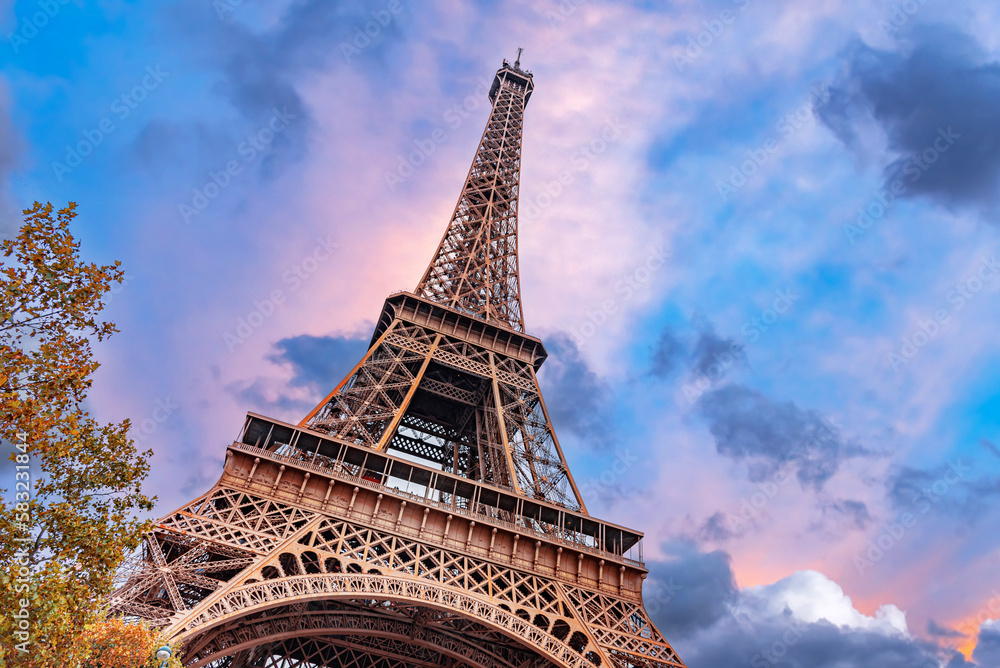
[[155, 646, 171, 667]]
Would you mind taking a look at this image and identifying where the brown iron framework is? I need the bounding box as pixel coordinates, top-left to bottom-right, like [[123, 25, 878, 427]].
[[415, 60, 529, 332], [111, 57, 687, 668]]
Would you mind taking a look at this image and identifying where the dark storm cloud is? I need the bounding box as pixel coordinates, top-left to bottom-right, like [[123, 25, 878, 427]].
[[817, 28, 1000, 211], [698, 511, 735, 542], [268, 334, 370, 393], [648, 324, 743, 380], [650, 327, 685, 378], [690, 328, 744, 379], [643, 545, 956, 668], [928, 619, 966, 639], [537, 333, 613, 446], [682, 616, 946, 668], [886, 460, 1000, 521], [644, 541, 737, 639], [150, 0, 410, 175], [886, 463, 959, 508], [972, 622, 1000, 667], [825, 499, 872, 530], [947, 653, 979, 668], [172, 0, 370, 120], [696, 384, 867, 489], [226, 333, 369, 418]]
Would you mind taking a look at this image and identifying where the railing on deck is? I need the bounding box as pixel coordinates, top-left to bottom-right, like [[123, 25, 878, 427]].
[[229, 441, 644, 569]]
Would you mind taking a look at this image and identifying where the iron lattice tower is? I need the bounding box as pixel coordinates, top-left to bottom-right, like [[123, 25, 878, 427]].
[[111, 58, 687, 668]]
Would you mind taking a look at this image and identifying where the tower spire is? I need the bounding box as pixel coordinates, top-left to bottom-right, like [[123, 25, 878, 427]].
[[415, 59, 534, 332]]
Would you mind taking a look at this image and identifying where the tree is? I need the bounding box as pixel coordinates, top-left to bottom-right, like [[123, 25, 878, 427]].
[[81, 618, 182, 668], [0, 202, 161, 667]]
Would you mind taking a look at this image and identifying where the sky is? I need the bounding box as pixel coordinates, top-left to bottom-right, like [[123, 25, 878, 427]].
[[2, 1, 1000, 666]]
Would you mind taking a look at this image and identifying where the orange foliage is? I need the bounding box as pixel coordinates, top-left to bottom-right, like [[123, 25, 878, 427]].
[[82, 618, 180, 668]]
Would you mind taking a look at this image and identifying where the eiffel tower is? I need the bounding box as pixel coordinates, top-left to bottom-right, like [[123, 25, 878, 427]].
[[111, 55, 687, 668]]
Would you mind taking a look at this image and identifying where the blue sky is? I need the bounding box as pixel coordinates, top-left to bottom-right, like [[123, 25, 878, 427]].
[[2, 1, 1000, 666]]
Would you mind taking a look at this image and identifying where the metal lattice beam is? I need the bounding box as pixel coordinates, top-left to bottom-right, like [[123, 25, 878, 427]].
[[416, 64, 532, 332]]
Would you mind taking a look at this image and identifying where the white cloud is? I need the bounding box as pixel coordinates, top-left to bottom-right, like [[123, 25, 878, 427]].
[[742, 570, 909, 636]]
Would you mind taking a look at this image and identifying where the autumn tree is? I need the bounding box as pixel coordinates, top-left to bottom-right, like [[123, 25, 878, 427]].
[[0, 202, 161, 667], [81, 618, 182, 668]]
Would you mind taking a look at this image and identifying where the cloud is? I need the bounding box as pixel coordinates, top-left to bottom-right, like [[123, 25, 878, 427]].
[[824, 499, 873, 530], [744, 570, 908, 636], [150, 0, 396, 177], [948, 652, 980, 668], [696, 384, 867, 490], [650, 327, 686, 378], [886, 459, 1000, 522], [644, 547, 956, 668], [972, 620, 1000, 667], [537, 332, 615, 449], [226, 333, 369, 419], [698, 511, 736, 543], [680, 617, 941, 668], [180, 0, 358, 122], [645, 541, 738, 638], [267, 333, 369, 394], [690, 328, 745, 380], [699, 497, 871, 546], [817, 27, 1000, 212], [648, 323, 744, 381], [227, 376, 313, 417], [928, 619, 966, 639]]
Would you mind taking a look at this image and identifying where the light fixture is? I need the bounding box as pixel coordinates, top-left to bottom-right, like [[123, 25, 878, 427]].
[[155, 646, 172, 667]]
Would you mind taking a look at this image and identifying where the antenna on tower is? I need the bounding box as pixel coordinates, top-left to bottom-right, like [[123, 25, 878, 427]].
[[515, 47, 523, 69]]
